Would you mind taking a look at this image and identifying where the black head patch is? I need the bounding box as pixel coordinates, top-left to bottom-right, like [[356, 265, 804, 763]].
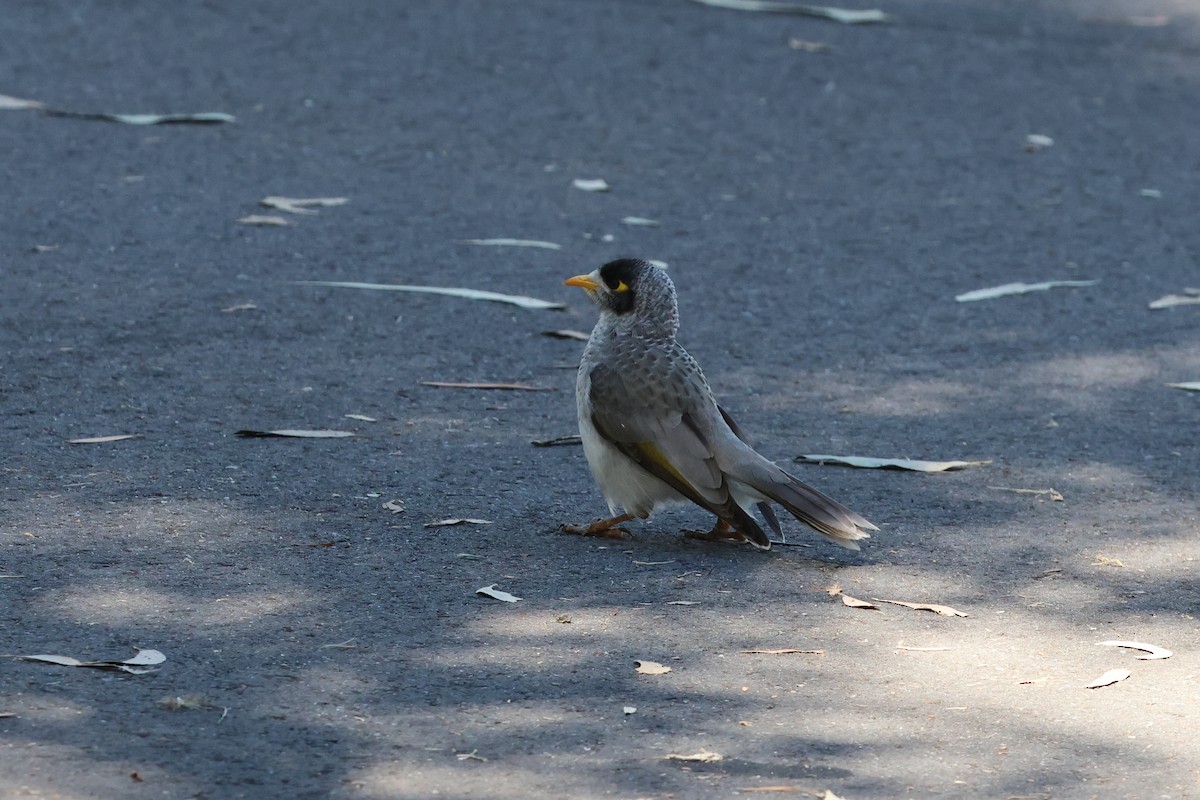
[[598, 259, 645, 315]]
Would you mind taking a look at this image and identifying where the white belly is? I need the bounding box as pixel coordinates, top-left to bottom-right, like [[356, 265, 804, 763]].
[[577, 367, 684, 517]]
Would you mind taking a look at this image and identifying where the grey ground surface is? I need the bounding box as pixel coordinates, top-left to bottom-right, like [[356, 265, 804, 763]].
[[3, 1, 1199, 798]]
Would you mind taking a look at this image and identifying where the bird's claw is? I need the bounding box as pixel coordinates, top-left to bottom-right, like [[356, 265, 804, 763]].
[[560, 521, 631, 540]]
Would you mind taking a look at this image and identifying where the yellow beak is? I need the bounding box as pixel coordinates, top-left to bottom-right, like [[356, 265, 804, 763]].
[[564, 274, 601, 291]]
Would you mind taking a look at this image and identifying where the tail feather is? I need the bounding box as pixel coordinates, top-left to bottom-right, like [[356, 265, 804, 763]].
[[750, 469, 876, 550]]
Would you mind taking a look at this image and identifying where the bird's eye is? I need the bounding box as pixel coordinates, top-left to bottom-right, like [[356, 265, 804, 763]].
[[613, 280, 630, 293]]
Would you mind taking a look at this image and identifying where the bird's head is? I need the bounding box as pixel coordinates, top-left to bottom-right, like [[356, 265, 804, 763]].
[[564, 259, 679, 337]]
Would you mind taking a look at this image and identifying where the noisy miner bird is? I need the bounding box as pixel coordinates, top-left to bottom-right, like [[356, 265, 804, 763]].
[[562, 258, 877, 551]]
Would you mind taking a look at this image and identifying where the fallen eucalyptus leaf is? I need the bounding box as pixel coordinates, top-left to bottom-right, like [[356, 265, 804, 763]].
[[531, 435, 582, 447], [874, 598, 968, 617], [632, 560, 676, 566], [1167, 382, 1200, 392], [457, 238, 562, 250], [260, 196, 348, 215], [896, 645, 951, 652], [666, 600, 700, 606], [1085, 668, 1131, 689], [45, 109, 234, 125], [292, 280, 565, 310], [32, 244, 59, 253], [1150, 294, 1200, 309], [788, 38, 832, 52], [797, 454, 990, 472], [67, 434, 142, 444], [238, 214, 293, 227], [235, 429, 356, 438], [1092, 555, 1126, 567], [383, 499, 406, 514], [955, 280, 1098, 302], [740, 648, 825, 655], [664, 750, 721, 762], [840, 594, 879, 610], [635, 660, 672, 675], [420, 381, 554, 392], [989, 486, 1064, 501], [425, 518, 493, 528], [1097, 640, 1173, 660], [157, 694, 210, 711], [1024, 133, 1055, 151], [456, 750, 488, 762], [0, 93, 44, 110], [572, 178, 610, 192], [221, 302, 258, 313], [476, 584, 520, 603], [542, 329, 590, 341], [19, 648, 165, 674], [620, 216, 660, 227], [689, 0, 889, 23], [344, 414, 376, 422], [624, 706, 637, 714]]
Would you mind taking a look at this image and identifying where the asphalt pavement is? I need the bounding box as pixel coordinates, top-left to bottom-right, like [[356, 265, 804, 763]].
[[3, 1, 1199, 798]]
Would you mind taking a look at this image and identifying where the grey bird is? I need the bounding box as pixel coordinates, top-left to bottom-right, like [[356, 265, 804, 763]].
[[562, 258, 877, 551]]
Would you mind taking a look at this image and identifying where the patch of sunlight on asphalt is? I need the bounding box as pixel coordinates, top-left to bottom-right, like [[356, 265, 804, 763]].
[[43, 585, 315, 627]]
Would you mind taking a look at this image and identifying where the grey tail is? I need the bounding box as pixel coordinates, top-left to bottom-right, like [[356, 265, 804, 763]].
[[759, 472, 877, 550]]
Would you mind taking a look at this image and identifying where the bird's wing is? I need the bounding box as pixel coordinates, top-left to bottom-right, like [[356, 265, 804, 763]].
[[587, 353, 769, 546], [717, 404, 783, 539]]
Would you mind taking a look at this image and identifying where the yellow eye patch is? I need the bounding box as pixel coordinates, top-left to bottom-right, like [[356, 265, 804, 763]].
[[614, 280, 630, 293]]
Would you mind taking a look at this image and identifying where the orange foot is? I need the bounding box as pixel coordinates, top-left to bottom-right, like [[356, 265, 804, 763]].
[[683, 519, 749, 545], [560, 513, 635, 540]]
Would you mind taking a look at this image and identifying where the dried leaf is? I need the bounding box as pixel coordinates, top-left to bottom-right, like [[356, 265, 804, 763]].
[[797, 454, 990, 472], [822, 792, 847, 800], [542, 329, 590, 341], [221, 302, 258, 313], [457, 238, 562, 250], [1167, 382, 1200, 392], [624, 706, 637, 714], [989, 486, 1064, 501], [344, 414, 376, 422], [688, 0, 890, 23], [531, 435, 582, 447], [621, 216, 660, 227], [1139, 188, 1163, 199], [1024, 133, 1055, 151], [873, 598, 968, 617], [1092, 555, 1125, 567], [635, 660, 672, 675], [456, 750, 488, 762], [157, 694, 209, 711], [572, 178, 610, 192], [632, 560, 677, 566], [788, 38, 832, 52], [1097, 640, 1173, 660], [67, 434, 142, 444], [840, 594, 879, 610], [421, 381, 554, 391], [382, 499, 405, 514], [44, 109, 234, 125], [476, 584, 521, 603], [896, 645, 951, 652], [1086, 668, 1131, 689], [666, 600, 700, 605], [740, 648, 825, 655], [291, 280, 565, 310], [0, 93, 45, 110], [260, 196, 348, 215], [0, 712, 15, 719], [425, 518, 493, 528], [238, 214, 293, 227], [19, 649, 165, 674], [32, 244, 59, 253], [955, 280, 1097, 302], [664, 750, 721, 762], [235, 429, 356, 438], [1150, 294, 1200, 309]]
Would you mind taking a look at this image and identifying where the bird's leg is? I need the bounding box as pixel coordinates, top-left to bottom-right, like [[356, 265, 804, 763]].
[[560, 513, 635, 539], [684, 518, 748, 545]]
